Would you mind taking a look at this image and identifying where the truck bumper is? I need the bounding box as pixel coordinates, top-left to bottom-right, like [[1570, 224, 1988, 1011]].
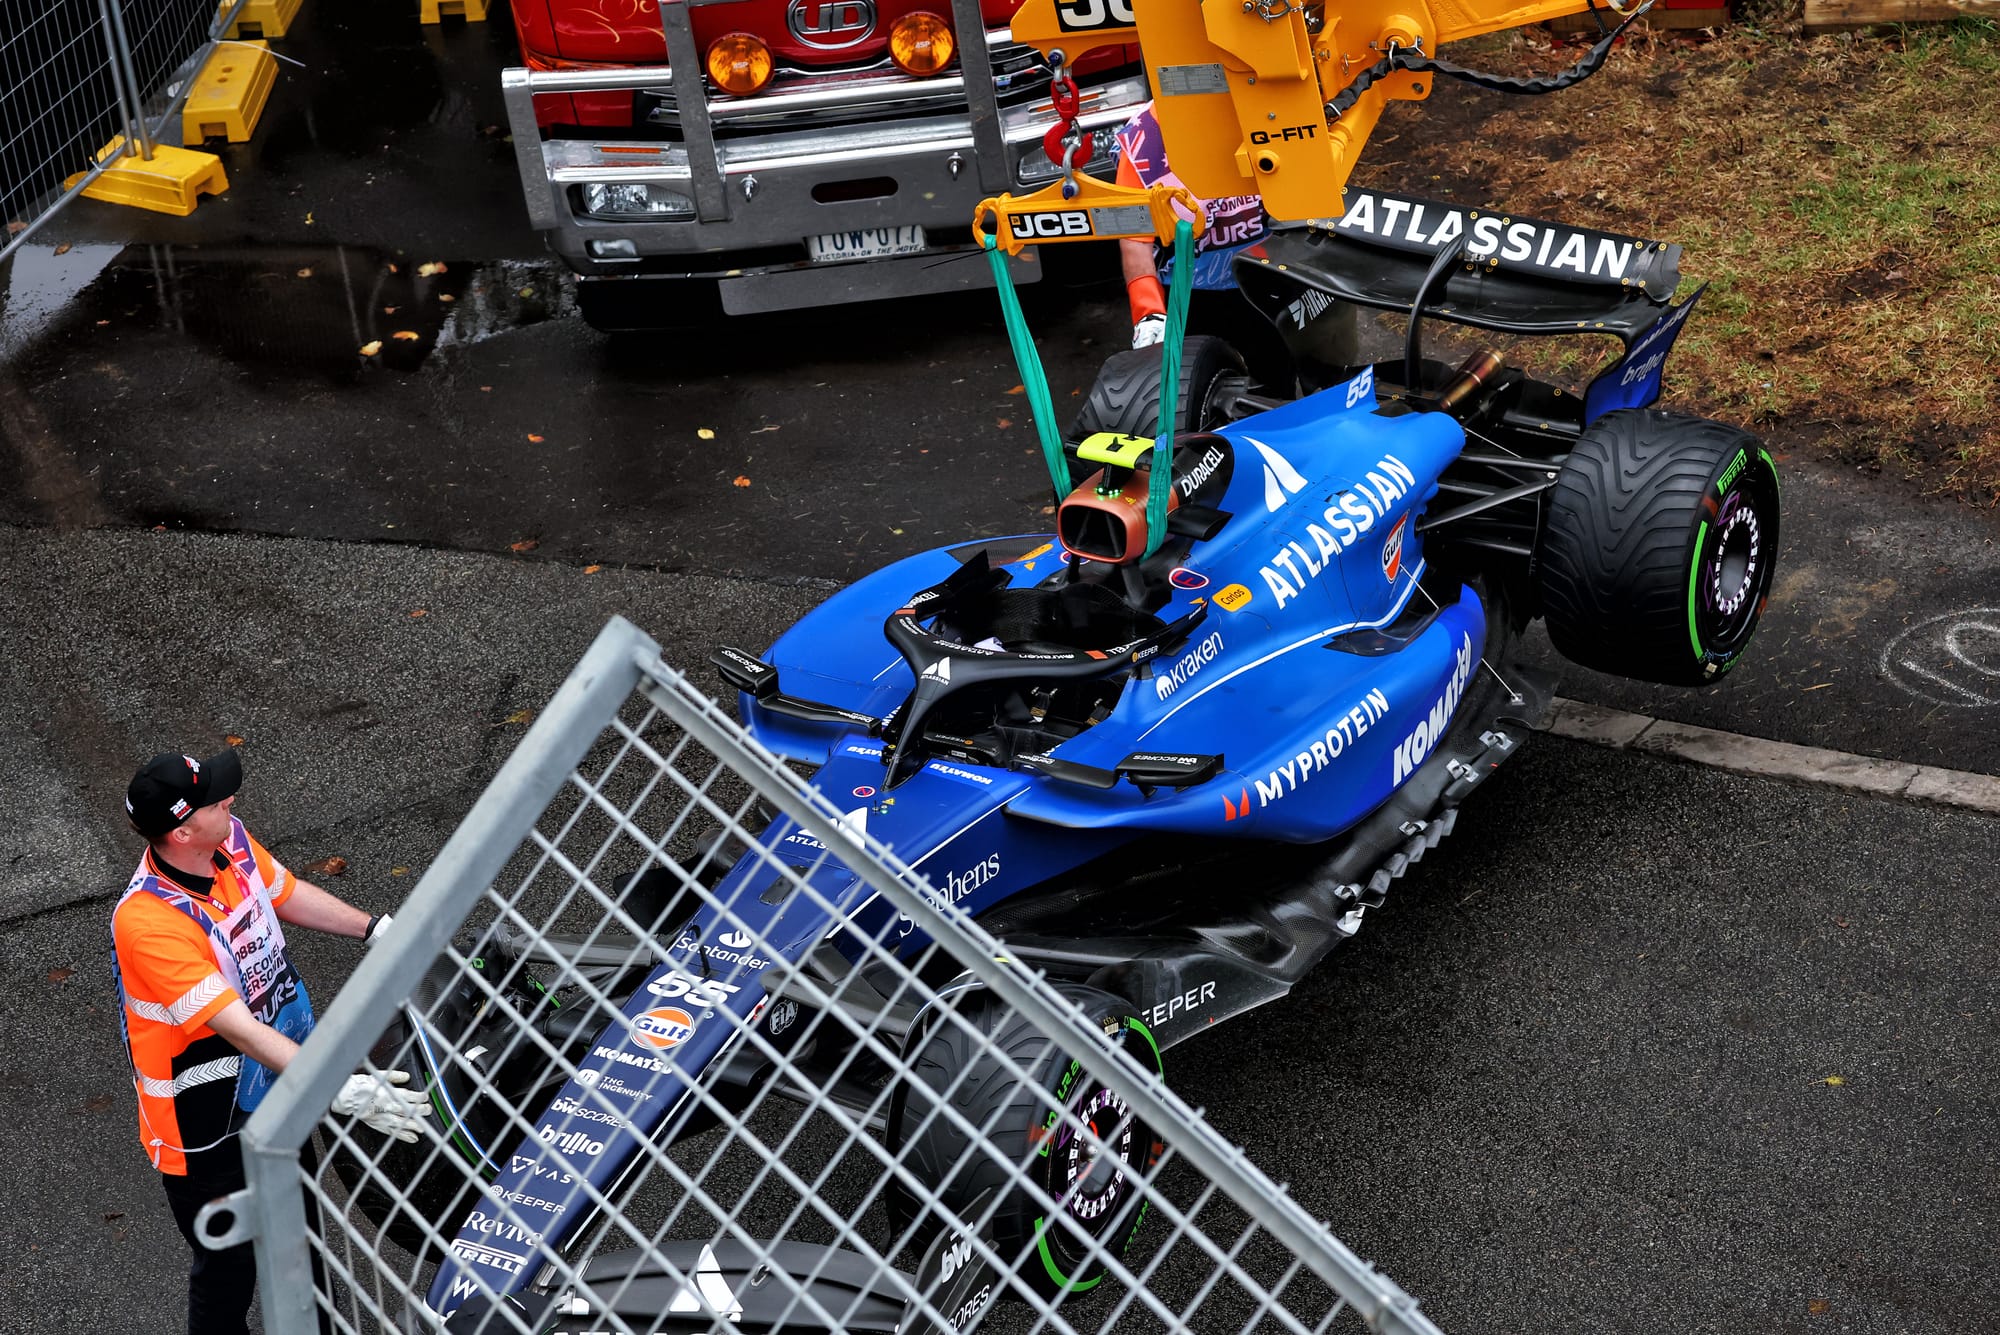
[[500, 0, 1146, 314]]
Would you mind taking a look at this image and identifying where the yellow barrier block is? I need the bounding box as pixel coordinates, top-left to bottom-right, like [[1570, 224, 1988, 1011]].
[[182, 40, 277, 144], [221, 0, 301, 39], [66, 140, 229, 217], [420, 0, 490, 21]]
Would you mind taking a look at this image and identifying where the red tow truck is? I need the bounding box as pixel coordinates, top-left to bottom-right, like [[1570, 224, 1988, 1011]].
[[499, 0, 1148, 327]]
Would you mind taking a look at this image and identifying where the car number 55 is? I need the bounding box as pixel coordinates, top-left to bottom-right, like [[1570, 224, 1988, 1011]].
[[648, 970, 741, 1009]]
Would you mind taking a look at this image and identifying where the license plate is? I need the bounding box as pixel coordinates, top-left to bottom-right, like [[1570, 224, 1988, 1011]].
[[805, 225, 927, 263]]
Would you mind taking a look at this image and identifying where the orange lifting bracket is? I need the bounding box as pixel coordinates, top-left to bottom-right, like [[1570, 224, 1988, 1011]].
[[974, 176, 1209, 257], [1008, 0, 1623, 220]]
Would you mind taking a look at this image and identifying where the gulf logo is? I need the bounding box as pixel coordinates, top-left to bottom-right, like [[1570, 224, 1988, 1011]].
[[631, 1007, 695, 1051], [1381, 514, 1407, 583]]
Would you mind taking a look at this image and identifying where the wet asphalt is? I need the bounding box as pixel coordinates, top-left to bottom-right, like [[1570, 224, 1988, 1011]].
[[1, 3, 1997, 1332]]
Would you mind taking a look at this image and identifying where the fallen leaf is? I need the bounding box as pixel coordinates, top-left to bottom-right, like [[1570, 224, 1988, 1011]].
[[1807, 1299, 1830, 1316], [583, 564, 602, 574], [1005, 384, 1025, 395], [509, 538, 539, 552], [891, 527, 904, 535], [387, 263, 399, 274], [5, 221, 25, 236], [392, 330, 419, 341], [438, 293, 455, 303], [1835, 916, 1850, 928], [102, 1212, 125, 1223], [733, 476, 753, 488], [1816, 1075, 1845, 1087], [504, 709, 534, 725], [391, 866, 409, 876], [1039, 505, 1055, 515], [418, 261, 447, 277], [410, 608, 427, 618], [698, 428, 716, 440], [302, 856, 348, 878], [526, 433, 544, 443], [518, 286, 535, 297], [479, 385, 491, 392], [305, 211, 314, 225], [382, 305, 398, 315], [225, 735, 244, 746], [996, 418, 1012, 429], [54, 241, 71, 255], [358, 340, 383, 357], [47, 966, 74, 985], [81, 1094, 115, 1113], [296, 266, 312, 278], [95, 319, 109, 326]]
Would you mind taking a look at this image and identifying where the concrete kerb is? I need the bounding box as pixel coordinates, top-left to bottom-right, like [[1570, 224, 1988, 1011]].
[[1542, 698, 2000, 815]]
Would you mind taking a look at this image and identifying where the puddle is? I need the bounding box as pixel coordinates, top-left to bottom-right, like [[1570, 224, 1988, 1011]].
[[0, 244, 126, 357], [0, 243, 571, 381]]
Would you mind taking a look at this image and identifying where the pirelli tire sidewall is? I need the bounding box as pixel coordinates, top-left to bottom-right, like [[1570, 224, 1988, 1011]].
[[1538, 409, 1781, 687], [887, 983, 1165, 1302]]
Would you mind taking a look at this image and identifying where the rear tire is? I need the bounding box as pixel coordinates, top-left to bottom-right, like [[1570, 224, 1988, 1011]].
[[886, 984, 1164, 1302], [1538, 409, 1780, 686], [1070, 336, 1244, 447]]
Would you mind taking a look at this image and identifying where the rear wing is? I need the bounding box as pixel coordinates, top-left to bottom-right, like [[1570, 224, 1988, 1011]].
[[1232, 187, 1703, 418]]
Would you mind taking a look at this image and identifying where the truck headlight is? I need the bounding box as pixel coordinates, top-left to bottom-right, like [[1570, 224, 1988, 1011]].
[[580, 183, 696, 219]]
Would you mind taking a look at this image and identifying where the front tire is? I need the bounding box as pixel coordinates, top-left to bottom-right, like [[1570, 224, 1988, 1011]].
[[1538, 409, 1781, 686], [887, 984, 1165, 1302], [1070, 335, 1244, 447]]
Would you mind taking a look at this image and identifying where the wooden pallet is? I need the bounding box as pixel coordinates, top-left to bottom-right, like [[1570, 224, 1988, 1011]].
[[1804, 0, 1998, 32]]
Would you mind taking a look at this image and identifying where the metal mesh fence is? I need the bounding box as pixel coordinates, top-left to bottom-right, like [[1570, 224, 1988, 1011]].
[[0, 0, 245, 264], [226, 617, 1446, 1335]]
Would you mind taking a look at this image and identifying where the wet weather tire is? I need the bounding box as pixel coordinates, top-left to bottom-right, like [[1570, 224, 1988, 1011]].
[[1538, 409, 1780, 686], [887, 984, 1164, 1302], [1070, 336, 1243, 451]]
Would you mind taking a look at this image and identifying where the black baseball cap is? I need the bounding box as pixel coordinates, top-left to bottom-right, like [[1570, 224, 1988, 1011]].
[[125, 749, 244, 839]]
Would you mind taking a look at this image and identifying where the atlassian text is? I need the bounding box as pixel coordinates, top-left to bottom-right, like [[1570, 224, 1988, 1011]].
[[1260, 457, 1416, 609], [1336, 193, 1643, 281]]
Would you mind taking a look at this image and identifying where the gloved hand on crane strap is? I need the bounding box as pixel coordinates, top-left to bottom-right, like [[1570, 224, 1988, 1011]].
[[331, 1069, 431, 1143]]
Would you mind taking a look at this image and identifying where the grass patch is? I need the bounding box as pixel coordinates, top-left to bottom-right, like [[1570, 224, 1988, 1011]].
[[1361, 11, 2000, 501]]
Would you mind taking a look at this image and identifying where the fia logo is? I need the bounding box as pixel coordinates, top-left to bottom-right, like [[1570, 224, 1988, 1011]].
[[786, 0, 874, 47], [1246, 436, 1308, 513]]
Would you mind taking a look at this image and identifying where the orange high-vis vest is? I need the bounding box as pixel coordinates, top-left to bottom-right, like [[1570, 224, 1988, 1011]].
[[109, 818, 298, 1175]]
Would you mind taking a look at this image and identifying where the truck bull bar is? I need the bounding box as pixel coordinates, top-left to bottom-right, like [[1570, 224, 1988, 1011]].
[[499, 0, 1149, 315]]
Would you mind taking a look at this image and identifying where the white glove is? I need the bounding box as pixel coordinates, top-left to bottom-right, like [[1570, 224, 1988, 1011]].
[[331, 1070, 431, 1143], [364, 912, 394, 946], [1131, 313, 1167, 349]]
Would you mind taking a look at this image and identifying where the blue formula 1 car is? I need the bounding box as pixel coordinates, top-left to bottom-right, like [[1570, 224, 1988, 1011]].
[[332, 190, 1781, 1331]]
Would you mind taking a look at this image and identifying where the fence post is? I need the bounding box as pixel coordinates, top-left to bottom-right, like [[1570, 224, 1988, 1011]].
[[98, 0, 156, 160]]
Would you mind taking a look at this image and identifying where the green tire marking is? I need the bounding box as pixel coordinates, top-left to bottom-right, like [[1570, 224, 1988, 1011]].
[[1124, 1017, 1163, 1071], [1759, 447, 1781, 502], [1034, 1216, 1104, 1294], [1687, 519, 1710, 663]]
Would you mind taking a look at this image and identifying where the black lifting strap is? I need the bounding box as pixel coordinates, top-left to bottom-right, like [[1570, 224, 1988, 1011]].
[[1326, 0, 1655, 120]]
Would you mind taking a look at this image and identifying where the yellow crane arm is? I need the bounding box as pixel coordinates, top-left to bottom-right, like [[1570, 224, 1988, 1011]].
[[1008, 0, 1626, 219]]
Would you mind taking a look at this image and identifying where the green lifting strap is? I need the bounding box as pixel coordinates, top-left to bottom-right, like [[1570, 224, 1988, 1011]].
[[1145, 217, 1196, 558], [982, 217, 1196, 551], [982, 235, 1070, 503]]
